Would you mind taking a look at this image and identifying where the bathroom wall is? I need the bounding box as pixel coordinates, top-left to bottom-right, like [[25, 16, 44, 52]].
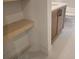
[[4, 0, 48, 53], [47, 0, 52, 58], [22, 0, 49, 54], [3, 1, 24, 25], [4, 0, 51, 58], [4, 1, 31, 58]]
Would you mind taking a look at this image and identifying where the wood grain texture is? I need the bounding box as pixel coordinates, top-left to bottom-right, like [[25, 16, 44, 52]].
[[4, 19, 33, 42], [3, 0, 17, 2], [51, 10, 58, 40], [51, 6, 66, 43]]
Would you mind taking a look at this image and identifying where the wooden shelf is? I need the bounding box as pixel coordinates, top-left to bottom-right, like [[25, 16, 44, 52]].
[[4, 19, 33, 41], [3, 0, 17, 2]]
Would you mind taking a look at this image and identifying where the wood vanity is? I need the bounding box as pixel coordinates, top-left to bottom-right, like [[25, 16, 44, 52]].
[[51, 2, 66, 42]]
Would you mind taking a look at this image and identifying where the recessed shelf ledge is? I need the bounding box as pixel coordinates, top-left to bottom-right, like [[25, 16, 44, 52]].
[[4, 19, 33, 41]]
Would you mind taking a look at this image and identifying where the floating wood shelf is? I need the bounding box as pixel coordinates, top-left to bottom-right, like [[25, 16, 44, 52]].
[[4, 19, 33, 41], [3, 0, 17, 2]]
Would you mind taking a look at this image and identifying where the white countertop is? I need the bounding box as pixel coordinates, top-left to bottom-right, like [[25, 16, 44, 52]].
[[51, 2, 67, 11]]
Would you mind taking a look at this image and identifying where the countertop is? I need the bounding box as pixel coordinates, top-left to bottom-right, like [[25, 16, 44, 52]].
[[51, 2, 67, 11]]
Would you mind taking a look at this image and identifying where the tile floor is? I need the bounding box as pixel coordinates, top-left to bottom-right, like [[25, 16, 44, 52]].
[[51, 16, 75, 59], [18, 51, 47, 59], [18, 16, 75, 59]]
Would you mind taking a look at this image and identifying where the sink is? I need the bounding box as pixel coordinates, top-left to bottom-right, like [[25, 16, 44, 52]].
[[51, 2, 66, 11]]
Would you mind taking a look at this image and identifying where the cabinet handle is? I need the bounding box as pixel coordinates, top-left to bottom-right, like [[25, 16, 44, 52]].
[[57, 9, 62, 16]]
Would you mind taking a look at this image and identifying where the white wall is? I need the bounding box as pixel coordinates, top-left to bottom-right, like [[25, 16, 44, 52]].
[[3, 1, 24, 25], [47, 0, 53, 58], [4, 1, 31, 59], [4, 0, 51, 58], [22, 0, 49, 54]]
